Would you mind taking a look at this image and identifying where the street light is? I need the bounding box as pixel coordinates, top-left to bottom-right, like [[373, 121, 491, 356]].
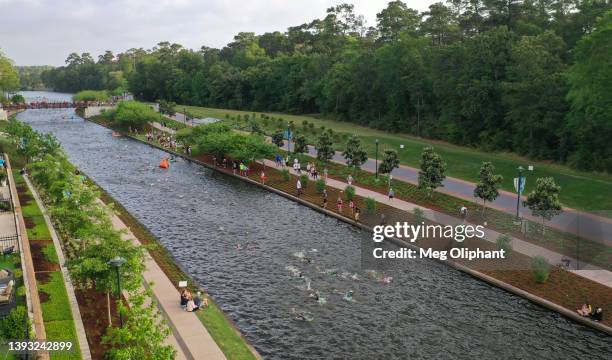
[[375, 139, 379, 179], [287, 123, 291, 153], [516, 166, 524, 220], [108, 256, 127, 327]]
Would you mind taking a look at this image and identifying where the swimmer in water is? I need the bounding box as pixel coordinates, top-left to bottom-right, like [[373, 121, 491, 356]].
[[234, 244, 243, 250], [344, 290, 354, 302]]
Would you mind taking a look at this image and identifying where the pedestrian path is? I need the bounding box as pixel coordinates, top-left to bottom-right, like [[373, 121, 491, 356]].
[[266, 159, 612, 289], [104, 202, 226, 360]]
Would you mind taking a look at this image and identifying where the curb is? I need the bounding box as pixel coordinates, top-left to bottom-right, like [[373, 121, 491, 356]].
[[89, 122, 612, 337]]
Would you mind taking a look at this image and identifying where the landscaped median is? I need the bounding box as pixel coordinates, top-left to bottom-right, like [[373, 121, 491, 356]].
[[88, 115, 612, 335], [13, 171, 81, 360]]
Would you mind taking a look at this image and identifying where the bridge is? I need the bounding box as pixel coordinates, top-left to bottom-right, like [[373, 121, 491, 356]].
[[1, 101, 116, 110]]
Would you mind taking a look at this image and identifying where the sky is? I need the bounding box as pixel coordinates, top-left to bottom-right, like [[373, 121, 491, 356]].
[[0, 0, 436, 66]]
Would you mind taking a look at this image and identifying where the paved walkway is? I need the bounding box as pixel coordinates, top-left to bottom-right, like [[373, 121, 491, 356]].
[[104, 201, 226, 360], [266, 159, 612, 289]]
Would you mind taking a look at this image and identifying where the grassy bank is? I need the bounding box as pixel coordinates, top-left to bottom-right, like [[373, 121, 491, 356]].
[[179, 105, 612, 213]]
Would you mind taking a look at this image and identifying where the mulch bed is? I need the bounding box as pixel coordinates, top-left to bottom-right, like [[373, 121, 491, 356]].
[[16, 186, 33, 204], [75, 288, 121, 360], [23, 216, 35, 229], [34, 271, 53, 284], [30, 241, 60, 272]]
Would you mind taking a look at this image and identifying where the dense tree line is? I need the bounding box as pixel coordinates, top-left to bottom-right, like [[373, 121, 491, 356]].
[[41, 1, 612, 171], [16, 66, 53, 90]]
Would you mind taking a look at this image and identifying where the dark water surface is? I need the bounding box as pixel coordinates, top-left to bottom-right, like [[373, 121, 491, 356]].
[[17, 92, 611, 359]]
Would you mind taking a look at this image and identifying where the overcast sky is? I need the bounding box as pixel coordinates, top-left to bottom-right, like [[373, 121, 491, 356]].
[[0, 0, 436, 66]]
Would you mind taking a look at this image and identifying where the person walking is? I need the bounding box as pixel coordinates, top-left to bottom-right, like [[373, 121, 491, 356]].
[[388, 188, 395, 202]]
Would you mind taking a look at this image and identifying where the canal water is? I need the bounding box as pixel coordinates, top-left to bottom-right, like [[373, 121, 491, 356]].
[[17, 92, 611, 359]]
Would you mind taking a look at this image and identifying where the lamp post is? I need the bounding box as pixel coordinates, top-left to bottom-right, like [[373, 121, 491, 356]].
[[287, 123, 291, 153], [108, 256, 127, 327], [375, 139, 379, 179], [516, 166, 524, 220]]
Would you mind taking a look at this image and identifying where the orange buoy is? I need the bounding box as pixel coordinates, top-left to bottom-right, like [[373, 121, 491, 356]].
[[159, 159, 169, 169]]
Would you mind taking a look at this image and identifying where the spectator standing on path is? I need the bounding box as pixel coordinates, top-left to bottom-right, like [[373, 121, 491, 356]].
[[354, 208, 360, 222], [306, 162, 312, 175], [233, 160, 239, 175], [347, 174, 353, 185], [296, 179, 303, 197], [388, 188, 395, 202], [349, 200, 355, 215], [322, 189, 328, 209], [260, 171, 267, 184], [337, 196, 344, 212]]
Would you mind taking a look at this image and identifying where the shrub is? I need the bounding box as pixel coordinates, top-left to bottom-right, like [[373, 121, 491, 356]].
[[315, 179, 326, 193], [73, 90, 109, 102], [111, 101, 161, 129], [0, 306, 30, 339], [299, 174, 309, 188], [225, 114, 230, 119], [496, 234, 513, 256], [531, 256, 550, 283], [345, 185, 355, 200], [281, 169, 290, 181], [365, 197, 376, 214], [413, 208, 425, 224], [10, 94, 25, 104]]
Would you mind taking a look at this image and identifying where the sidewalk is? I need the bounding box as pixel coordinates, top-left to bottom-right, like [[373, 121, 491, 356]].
[[267, 159, 612, 289], [104, 201, 226, 360]]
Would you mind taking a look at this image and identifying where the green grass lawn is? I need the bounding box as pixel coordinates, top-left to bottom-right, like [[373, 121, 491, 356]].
[[180, 105, 612, 212], [45, 319, 81, 360], [196, 301, 256, 360]]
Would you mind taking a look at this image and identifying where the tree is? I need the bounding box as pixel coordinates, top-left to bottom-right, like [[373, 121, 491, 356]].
[[503, 31, 568, 160], [524, 177, 563, 233], [315, 131, 334, 162], [342, 135, 367, 172], [0, 52, 19, 97], [112, 101, 161, 129], [103, 288, 175, 360], [294, 134, 307, 154], [157, 99, 176, 117], [418, 147, 446, 198], [473, 161, 503, 215], [379, 149, 400, 175], [565, 10, 612, 172], [271, 131, 284, 147], [376, 1, 421, 42]]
